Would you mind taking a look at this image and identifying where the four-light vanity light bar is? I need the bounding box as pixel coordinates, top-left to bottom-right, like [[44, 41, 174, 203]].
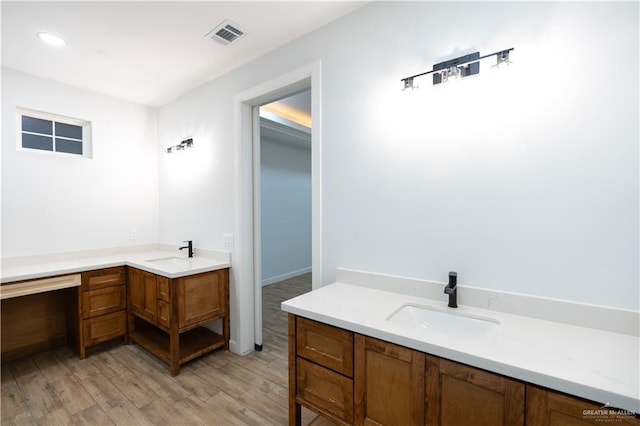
[[401, 47, 514, 90], [166, 138, 193, 153]]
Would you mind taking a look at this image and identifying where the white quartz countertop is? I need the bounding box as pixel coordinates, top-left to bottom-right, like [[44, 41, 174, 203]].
[[281, 282, 640, 413], [1, 249, 230, 283]]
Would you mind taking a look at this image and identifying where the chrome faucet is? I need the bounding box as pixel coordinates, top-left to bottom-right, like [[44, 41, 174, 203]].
[[444, 271, 458, 308], [179, 240, 194, 258]]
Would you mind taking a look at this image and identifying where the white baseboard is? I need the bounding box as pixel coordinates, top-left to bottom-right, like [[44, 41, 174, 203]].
[[262, 267, 311, 286], [228, 339, 243, 355]]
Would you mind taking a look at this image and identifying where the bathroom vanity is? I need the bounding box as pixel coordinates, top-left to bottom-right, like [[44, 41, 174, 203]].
[[288, 314, 638, 425], [128, 267, 229, 375], [0, 248, 230, 374], [283, 272, 639, 425]]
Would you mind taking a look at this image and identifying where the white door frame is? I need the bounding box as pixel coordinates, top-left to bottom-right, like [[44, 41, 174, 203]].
[[232, 61, 322, 355]]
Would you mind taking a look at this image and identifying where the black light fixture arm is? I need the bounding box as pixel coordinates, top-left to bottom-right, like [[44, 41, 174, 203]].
[[166, 137, 194, 154], [401, 47, 514, 87]]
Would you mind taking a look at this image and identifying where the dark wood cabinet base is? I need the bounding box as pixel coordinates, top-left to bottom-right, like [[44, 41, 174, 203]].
[[288, 313, 639, 426], [127, 268, 230, 376]]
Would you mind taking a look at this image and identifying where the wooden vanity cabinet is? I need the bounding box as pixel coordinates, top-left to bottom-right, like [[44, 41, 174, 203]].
[[127, 267, 230, 376], [289, 314, 635, 426], [68, 266, 127, 359], [289, 316, 355, 425], [425, 355, 525, 426], [354, 336, 523, 426], [355, 335, 425, 425], [526, 385, 640, 425]]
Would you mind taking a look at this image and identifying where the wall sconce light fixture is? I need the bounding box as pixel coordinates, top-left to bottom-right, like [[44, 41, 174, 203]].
[[166, 138, 193, 153], [401, 47, 513, 90]]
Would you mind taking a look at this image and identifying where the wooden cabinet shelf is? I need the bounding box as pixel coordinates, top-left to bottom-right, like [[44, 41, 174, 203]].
[[128, 267, 229, 375], [130, 321, 226, 365]]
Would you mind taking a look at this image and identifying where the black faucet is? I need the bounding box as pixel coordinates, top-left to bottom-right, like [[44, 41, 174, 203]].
[[179, 240, 194, 258], [444, 271, 458, 308]]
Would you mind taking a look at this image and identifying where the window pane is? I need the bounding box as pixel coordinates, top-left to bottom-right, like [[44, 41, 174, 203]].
[[55, 122, 82, 139], [22, 116, 52, 135], [22, 133, 53, 151], [55, 138, 83, 155]]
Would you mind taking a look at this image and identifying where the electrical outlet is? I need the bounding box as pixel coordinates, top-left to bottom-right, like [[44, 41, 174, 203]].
[[223, 234, 234, 247], [130, 229, 138, 240]]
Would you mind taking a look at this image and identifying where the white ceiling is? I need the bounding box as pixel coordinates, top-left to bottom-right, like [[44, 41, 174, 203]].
[[2, 1, 366, 107]]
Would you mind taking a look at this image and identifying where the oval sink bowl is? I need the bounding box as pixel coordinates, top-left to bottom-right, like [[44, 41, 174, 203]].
[[145, 257, 192, 267], [386, 303, 500, 339]]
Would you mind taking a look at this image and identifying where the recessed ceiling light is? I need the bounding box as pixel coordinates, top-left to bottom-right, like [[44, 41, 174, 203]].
[[37, 32, 66, 47]]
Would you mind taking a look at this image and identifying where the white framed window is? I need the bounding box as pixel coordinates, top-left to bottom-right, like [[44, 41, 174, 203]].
[[16, 107, 92, 158]]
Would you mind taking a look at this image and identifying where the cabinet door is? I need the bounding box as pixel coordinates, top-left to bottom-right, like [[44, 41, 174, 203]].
[[177, 271, 225, 329], [527, 385, 640, 425], [157, 276, 169, 302], [425, 355, 524, 426], [355, 335, 425, 425], [157, 300, 170, 328], [128, 268, 157, 322]]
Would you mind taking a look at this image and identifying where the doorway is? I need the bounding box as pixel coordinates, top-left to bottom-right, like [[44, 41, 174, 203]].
[[233, 62, 322, 355], [259, 91, 313, 349]]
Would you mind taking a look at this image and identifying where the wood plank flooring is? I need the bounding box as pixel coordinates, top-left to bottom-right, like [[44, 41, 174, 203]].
[[1, 273, 333, 425]]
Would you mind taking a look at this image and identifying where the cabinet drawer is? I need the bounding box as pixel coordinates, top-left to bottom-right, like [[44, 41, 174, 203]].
[[157, 276, 169, 302], [82, 267, 126, 291], [83, 311, 126, 346], [297, 358, 354, 423], [82, 285, 126, 319], [296, 317, 354, 377], [157, 300, 170, 328]]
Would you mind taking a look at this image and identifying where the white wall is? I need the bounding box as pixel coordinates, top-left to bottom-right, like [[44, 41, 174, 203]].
[[316, 2, 638, 310], [260, 134, 311, 285], [1, 69, 159, 257], [156, 82, 235, 252], [157, 1, 638, 353]]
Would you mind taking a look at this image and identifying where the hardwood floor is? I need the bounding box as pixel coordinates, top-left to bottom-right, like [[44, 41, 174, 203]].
[[1, 273, 332, 425]]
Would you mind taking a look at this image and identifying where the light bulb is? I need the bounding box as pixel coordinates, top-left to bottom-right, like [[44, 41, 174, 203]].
[[37, 32, 66, 47]]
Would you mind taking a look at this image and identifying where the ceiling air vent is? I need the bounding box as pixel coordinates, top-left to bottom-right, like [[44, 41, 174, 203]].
[[206, 19, 247, 46]]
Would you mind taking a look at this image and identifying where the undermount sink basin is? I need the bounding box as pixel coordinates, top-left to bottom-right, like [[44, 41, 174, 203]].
[[145, 257, 192, 267], [386, 303, 500, 339]]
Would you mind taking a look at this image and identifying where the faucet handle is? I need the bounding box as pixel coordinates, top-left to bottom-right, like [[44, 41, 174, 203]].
[[179, 240, 194, 258], [446, 271, 458, 308], [448, 271, 457, 286]]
